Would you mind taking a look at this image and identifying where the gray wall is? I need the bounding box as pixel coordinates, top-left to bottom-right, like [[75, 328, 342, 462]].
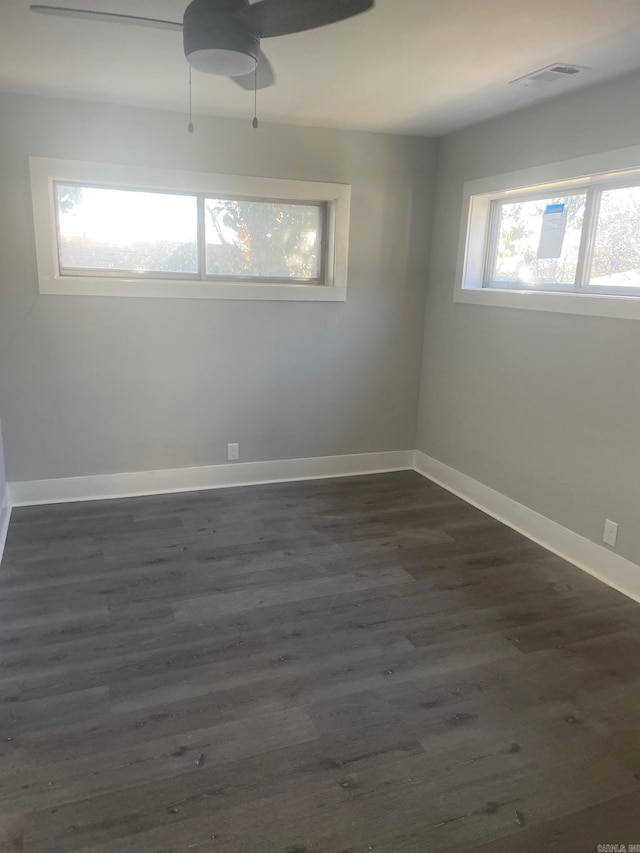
[[0, 417, 8, 565], [0, 92, 436, 482], [0, 420, 6, 515], [417, 67, 640, 565]]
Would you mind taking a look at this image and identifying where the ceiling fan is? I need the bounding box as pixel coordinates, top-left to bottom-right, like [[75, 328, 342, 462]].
[[30, 0, 375, 92]]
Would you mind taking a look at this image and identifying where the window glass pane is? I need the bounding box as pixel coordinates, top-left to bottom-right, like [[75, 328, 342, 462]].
[[589, 186, 640, 289], [492, 194, 586, 287], [204, 199, 322, 280], [55, 184, 198, 275]]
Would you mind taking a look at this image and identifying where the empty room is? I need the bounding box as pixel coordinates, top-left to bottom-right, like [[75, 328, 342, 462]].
[[2, 0, 640, 850]]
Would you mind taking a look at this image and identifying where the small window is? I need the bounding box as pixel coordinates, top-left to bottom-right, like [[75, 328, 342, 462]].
[[55, 184, 199, 277], [489, 193, 586, 290], [31, 158, 351, 302], [456, 150, 640, 319], [203, 198, 324, 281], [588, 186, 640, 291]]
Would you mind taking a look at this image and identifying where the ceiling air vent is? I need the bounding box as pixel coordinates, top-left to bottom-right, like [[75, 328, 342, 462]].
[[510, 64, 589, 87]]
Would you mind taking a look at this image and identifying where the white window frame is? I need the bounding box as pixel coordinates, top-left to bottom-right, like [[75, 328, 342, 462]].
[[30, 157, 351, 302], [455, 143, 640, 321]]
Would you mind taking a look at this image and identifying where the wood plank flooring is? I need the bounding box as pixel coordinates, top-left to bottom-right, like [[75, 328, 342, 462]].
[[1, 471, 640, 852]]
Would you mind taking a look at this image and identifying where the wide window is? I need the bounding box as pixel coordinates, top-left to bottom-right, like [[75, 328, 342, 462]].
[[484, 181, 640, 295], [31, 158, 350, 302], [456, 147, 640, 320]]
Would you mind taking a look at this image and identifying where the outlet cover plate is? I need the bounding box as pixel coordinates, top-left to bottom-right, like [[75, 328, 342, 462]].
[[603, 519, 618, 548]]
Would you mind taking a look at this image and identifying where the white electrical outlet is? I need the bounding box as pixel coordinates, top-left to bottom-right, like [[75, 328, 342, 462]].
[[227, 443, 239, 462], [603, 519, 618, 548]]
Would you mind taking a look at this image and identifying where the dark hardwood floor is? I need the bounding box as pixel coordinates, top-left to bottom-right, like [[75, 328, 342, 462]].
[[1, 471, 640, 852]]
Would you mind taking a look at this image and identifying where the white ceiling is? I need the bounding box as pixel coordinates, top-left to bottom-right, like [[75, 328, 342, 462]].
[[3, 0, 640, 136]]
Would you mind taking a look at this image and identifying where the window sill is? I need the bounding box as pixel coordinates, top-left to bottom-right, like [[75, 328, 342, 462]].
[[455, 285, 640, 321], [39, 276, 347, 302]]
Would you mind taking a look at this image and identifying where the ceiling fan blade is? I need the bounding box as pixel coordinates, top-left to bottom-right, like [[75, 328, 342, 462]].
[[231, 51, 275, 90], [236, 0, 373, 38], [29, 5, 183, 31]]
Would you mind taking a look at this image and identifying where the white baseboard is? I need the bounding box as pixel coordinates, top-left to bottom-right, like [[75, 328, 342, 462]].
[[413, 450, 640, 606], [0, 502, 11, 566], [8, 450, 414, 508], [7, 447, 640, 607]]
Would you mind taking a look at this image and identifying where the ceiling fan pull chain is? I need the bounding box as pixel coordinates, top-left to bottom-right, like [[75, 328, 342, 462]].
[[252, 63, 259, 129], [188, 65, 195, 134]]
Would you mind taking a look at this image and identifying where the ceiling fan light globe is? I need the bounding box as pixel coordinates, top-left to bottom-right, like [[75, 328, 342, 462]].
[[187, 48, 255, 76], [183, 0, 259, 78]]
